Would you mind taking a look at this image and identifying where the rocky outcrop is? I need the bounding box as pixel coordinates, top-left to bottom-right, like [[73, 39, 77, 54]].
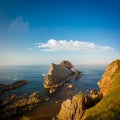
[[60, 60, 74, 69], [60, 60, 81, 78], [0, 92, 43, 119], [57, 59, 120, 120], [0, 80, 28, 94], [43, 60, 80, 93], [55, 59, 120, 120], [98, 59, 120, 96], [56, 93, 86, 120], [44, 63, 72, 88], [55, 90, 102, 120]]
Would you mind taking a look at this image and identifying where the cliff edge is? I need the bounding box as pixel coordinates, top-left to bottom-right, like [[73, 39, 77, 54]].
[[56, 59, 120, 120]]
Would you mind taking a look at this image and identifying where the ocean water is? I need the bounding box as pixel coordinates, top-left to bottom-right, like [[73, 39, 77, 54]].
[[0, 65, 106, 99]]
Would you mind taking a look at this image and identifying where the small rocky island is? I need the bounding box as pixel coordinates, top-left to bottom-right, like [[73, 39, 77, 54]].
[[43, 60, 81, 94], [0, 80, 28, 94]]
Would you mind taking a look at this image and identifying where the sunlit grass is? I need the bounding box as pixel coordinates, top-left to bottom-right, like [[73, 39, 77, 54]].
[[20, 116, 31, 120], [84, 71, 120, 120]]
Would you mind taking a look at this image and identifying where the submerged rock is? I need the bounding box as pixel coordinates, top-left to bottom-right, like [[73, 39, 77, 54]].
[[0, 80, 28, 94]]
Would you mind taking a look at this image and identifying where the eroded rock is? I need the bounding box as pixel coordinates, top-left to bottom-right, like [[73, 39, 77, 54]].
[[56, 93, 86, 120], [43, 60, 81, 94], [0, 80, 28, 94], [0, 92, 42, 119], [44, 63, 72, 87], [60, 60, 74, 69]]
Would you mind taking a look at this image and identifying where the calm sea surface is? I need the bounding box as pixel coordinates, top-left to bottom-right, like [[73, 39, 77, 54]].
[[0, 65, 106, 99]]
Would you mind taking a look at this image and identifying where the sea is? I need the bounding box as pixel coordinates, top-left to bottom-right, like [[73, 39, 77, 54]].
[[0, 65, 106, 99]]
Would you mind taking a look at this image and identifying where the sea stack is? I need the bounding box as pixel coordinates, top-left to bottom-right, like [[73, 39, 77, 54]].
[[43, 60, 80, 93]]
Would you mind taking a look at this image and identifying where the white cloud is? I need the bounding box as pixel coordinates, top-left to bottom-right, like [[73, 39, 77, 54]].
[[37, 39, 114, 52], [8, 16, 29, 32]]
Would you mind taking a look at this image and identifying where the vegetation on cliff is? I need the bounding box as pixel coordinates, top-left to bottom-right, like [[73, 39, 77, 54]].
[[56, 59, 120, 120], [83, 59, 120, 120]]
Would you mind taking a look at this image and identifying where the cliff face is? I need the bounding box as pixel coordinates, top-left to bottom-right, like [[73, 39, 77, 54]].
[[56, 59, 120, 120], [83, 59, 120, 119], [57, 93, 86, 120], [98, 59, 120, 96]]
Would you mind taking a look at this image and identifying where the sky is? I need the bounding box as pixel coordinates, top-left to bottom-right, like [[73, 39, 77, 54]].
[[0, 0, 120, 66]]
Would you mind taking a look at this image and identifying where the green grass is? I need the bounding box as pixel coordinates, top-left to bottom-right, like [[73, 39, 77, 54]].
[[83, 72, 120, 120]]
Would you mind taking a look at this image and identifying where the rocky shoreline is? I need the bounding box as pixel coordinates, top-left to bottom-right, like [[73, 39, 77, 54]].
[[54, 59, 120, 120], [0, 60, 81, 119], [0, 59, 120, 120]]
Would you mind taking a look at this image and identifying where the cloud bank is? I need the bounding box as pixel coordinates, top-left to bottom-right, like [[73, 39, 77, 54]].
[[37, 39, 114, 52], [9, 16, 29, 32]]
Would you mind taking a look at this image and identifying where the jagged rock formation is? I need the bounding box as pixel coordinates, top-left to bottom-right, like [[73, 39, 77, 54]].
[[55, 59, 120, 120], [0, 92, 43, 119], [44, 63, 72, 88], [43, 60, 80, 93], [56, 90, 102, 120], [98, 59, 120, 96], [0, 80, 28, 94], [56, 93, 86, 120], [60, 60, 75, 69], [60, 60, 81, 78]]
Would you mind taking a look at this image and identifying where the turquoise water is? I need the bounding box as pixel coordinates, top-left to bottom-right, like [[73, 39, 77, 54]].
[[0, 65, 105, 99]]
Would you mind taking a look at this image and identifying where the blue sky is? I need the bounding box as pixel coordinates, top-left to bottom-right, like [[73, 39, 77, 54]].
[[0, 0, 120, 66]]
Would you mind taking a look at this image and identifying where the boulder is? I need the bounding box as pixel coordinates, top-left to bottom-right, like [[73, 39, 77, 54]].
[[66, 83, 73, 89]]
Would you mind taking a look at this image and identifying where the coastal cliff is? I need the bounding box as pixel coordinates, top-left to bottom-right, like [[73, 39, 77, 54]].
[[56, 59, 120, 120], [97, 59, 120, 96], [82, 59, 120, 120]]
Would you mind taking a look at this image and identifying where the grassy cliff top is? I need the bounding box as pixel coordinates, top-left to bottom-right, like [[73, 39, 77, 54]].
[[83, 59, 120, 120]]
